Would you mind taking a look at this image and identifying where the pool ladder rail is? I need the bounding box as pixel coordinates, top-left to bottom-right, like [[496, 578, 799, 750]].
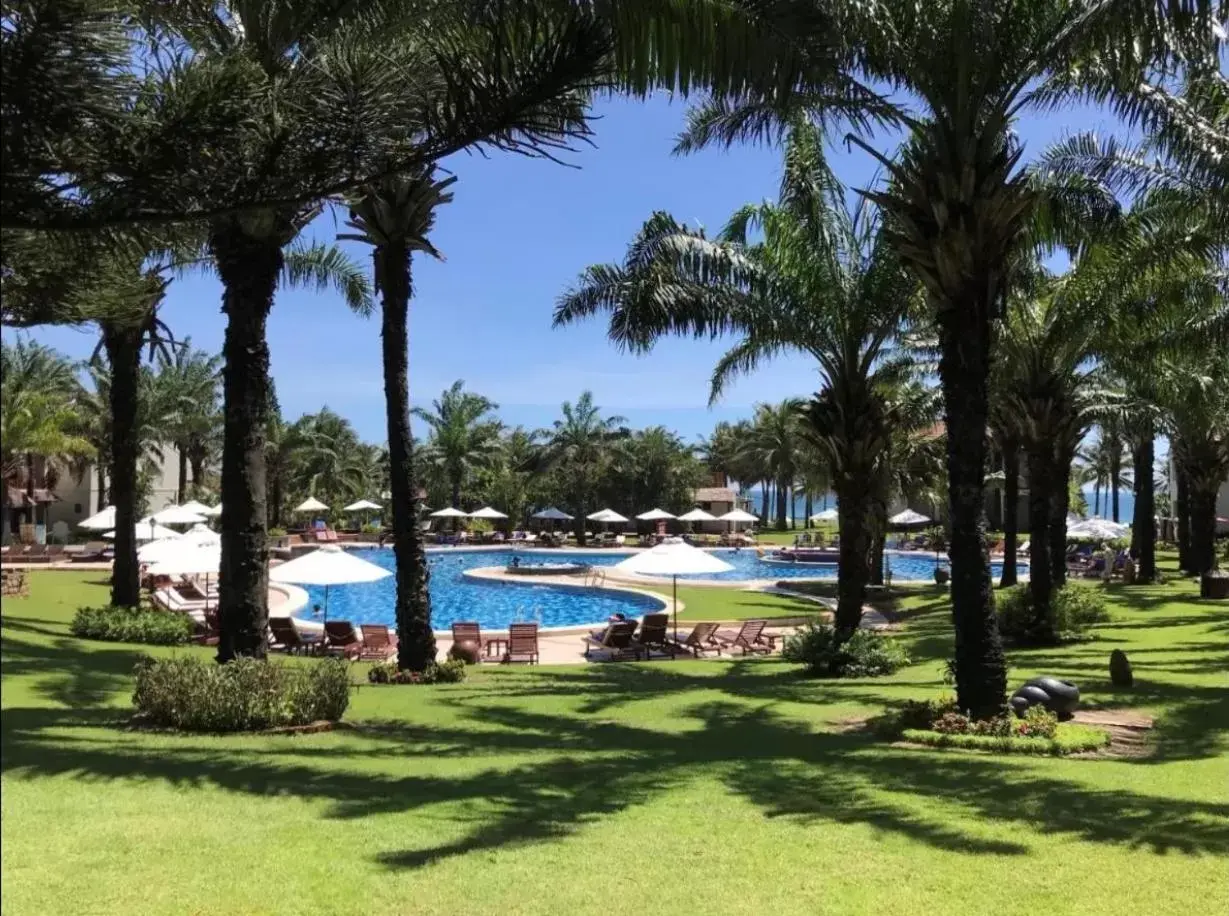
[[585, 568, 607, 589]]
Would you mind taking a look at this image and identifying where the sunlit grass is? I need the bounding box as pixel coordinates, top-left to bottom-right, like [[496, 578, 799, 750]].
[[3, 561, 1226, 915]]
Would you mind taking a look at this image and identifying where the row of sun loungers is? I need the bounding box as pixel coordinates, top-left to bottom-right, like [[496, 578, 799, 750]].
[[266, 618, 398, 659], [582, 615, 777, 660]]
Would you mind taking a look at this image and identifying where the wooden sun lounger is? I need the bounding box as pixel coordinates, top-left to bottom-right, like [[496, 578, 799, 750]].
[[269, 617, 320, 655], [667, 621, 723, 657], [503, 622, 539, 664], [583, 620, 642, 660], [451, 621, 489, 660], [716, 619, 773, 655], [323, 621, 363, 658], [195, 607, 220, 646], [359, 624, 398, 660], [631, 613, 676, 659]]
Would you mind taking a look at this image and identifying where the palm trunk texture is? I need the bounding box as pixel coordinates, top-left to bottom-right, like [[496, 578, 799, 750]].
[[834, 478, 872, 638], [102, 322, 142, 608], [999, 440, 1019, 587], [212, 225, 282, 662], [1175, 461, 1192, 572], [1132, 429, 1156, 583], [1026, 446, 1053, 639], [378, 241, 437, 671], [937, 301, 1006, 718]]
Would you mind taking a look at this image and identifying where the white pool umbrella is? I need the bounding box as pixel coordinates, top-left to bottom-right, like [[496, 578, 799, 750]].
[[718, 508, 759, 523], [676, 508, 717, 522], [78, 506, 116, 530], [201, 504, 223, 517], [468, 506, 509, 520], [150, 505, 208, 526], [810, 508, 839, 522], [144, 542, 221, 574], [181, 524, 221, 547], [295, 496, 329, 513], [105, 523, 181, 542], [179, 500, 212, 515], [587, 508, 629, 523], [531, 507, 573, 521], [889, 509, 931, 526], [1067, 518, 1129, 540], [636, 508, 676, 521], [343, 499, 382, 512], [614, 538, 734, 640], [430, 507, 468, 518], [270, 544, 391, 622]]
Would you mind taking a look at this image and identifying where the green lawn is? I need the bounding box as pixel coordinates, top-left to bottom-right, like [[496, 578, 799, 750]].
[[3, 563, 1227, 915]]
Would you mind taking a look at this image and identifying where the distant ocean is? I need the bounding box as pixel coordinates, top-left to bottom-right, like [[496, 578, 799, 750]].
[[744, 486, 1137, 522]]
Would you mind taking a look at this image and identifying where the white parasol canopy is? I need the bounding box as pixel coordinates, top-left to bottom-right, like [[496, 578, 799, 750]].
[[587, 508, 629, 523], [636, 508, 676, 521], [718, 508, 759, 523], [343, 499, 383, 512], [1067, 518, 1130, 540], [181, 524, 221, 547], [531, 507, 573, 521], [295, 497, 329, 513], [810, 508, 839, 522], [150, 504, 208, 526], [270, 544, 391, 621], [467, 506, 509, 520], [430, 507, 468, 518], [105, 523, 181, 542], [201, 504, 223, 517], [144, 542, 221, 575], [613, 538, 734, 639], [178, 500, 212, 515], [676, 508, 716, 522], [889, 509, 931, 526], [78, 506, 116, 531]]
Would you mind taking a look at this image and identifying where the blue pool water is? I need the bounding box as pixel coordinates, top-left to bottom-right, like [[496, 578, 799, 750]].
[[302, 549, 666, 631], [301, 548, 1024, 629]]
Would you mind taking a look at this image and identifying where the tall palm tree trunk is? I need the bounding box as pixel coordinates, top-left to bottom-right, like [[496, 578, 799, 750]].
[[999, 440, 1019, 587], [804, 491, 812, 529], [96, 466, 107, 512], [775, 475, 788, 530], [1049, 448, 1073, 590], [1026, 446, 1054, 637], [834, 478, 872, 639], [937, 306, 1005, 718], [177, 450, 188, 505], [102, 322, 142, 608], [1132, 427, 1156, 583], [212, 226, 283, 662], [377, 241, 436, 671], [1175, 459, 1192, 572], [1189, 479, 1219, 573], [760, 481, 769, 521], [1110, 448, 1121, 523]]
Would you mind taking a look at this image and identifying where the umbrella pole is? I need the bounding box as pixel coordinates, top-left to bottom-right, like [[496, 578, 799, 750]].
[[673, 575, 678, 642], [324, 584, 329, 626]]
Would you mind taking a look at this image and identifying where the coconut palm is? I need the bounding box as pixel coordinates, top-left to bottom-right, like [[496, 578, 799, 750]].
[[556, 121, 918, 634], [670, 0, 1220, 715], [414, 382, 504, 511], [158, 340, 223, 503], [340, 169, 457, 670], [541, 392, 627, 544]]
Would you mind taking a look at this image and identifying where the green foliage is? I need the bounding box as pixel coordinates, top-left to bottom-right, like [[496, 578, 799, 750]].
[[268, 527, 287, 537], [901, 724, 1110, 756], [368, 658, 468, 685], [998, 584, 1111, 644], [132, 656, 350, 731], [71, 605, 194, 646], [782, 624, 910, 678]]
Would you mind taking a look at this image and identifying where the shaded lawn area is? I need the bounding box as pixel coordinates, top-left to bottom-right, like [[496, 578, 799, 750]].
[[2, 568, 1227, 915]]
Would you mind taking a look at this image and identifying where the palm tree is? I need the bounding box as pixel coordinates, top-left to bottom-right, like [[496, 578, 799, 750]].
[[414, 382, 504, 511], [341, 169, 456, 670], [556, 121, 919, 636], [669, 0, 1220, 715], [283, 409, 373, 508], [479, 427, 545, 530], [541, 393, 626, 544], [158, 341, 222, 503]]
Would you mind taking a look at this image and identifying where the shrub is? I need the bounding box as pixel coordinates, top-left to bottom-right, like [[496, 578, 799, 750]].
[[782, 624, 910, 678], [997, 584, 1110, 644], [367, 658, 468, 685], [72, 605, 194, 646], [901, 724, 1109, 755], [268, 527, 288, 537], [1015, 705, 1059, 739], [133, 656, 350, 731]]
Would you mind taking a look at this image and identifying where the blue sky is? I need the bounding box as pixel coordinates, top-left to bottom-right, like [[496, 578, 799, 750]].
[[24, 93, 1124, 445]]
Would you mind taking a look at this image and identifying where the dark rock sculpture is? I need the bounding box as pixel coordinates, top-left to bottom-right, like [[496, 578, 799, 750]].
[[1109, 649, 1133, 687], [1009, 676, 1080, 719]]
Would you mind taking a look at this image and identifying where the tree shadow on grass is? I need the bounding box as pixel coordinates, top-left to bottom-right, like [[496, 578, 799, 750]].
[[1, 629, 144, 707], [5, 695, 1228, 871]]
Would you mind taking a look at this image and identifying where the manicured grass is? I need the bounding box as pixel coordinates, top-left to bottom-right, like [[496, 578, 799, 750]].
[[901, 724, 1111, 756], [650, 585, 827, 621], [3, 562, 1227, 915]]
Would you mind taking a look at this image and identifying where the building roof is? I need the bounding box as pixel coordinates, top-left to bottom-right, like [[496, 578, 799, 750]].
[[694, 487, 739, 504]]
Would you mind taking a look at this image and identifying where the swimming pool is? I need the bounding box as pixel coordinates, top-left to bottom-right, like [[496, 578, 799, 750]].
[[300, 549, 665, 632], [298, 547, 1024, 629]]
